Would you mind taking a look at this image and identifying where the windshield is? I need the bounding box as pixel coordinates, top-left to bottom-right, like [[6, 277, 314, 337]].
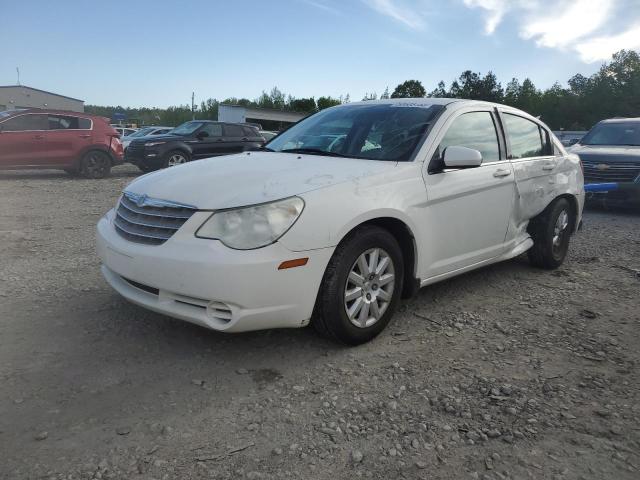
[[581, 122, 640, 146], [267, 103, 443, 161], [170, 121, 204, 136], [128, 127, 155, 138]]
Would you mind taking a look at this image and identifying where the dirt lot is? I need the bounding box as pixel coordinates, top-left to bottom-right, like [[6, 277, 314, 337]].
[[1, 165, 639, 480]]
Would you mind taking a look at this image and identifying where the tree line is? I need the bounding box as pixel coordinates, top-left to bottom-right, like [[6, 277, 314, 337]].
[[87, 49, 639, 131]]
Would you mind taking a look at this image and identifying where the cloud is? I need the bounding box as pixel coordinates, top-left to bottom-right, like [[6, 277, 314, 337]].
[[462, 0, 639, 63], [521, 0, 613, 48], [301, 0, 342, 15], [366, 0, 425, 30], [462, 0, 512, 34], [575, 24, 640, 62]]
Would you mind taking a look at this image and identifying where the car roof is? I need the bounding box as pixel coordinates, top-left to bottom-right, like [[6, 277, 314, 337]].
[[599, 117, 640, 123], [4, 108, 101, 119]]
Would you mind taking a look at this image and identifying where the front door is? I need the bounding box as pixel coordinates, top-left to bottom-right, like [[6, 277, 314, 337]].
[[191, 123, 224, 159], [421, 110, 515, 278], [0, 113, 48, 167]]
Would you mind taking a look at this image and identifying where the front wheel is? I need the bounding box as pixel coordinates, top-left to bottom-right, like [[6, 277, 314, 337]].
[[528, 198, 574, 269], [163, 150, 190, 168], [80, 151, 111, 179], [313, 225, 404, 345]]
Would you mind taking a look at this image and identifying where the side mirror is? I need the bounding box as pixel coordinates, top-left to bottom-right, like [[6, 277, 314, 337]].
[[196, 131, 209, 140], [443, 146, 483, 168]]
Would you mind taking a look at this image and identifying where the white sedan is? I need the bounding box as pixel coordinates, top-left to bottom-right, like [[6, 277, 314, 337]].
[[97, 99, 584, 344]]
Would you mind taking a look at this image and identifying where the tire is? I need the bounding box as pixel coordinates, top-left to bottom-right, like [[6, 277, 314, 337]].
[[313, 225, 404, 345], [79, 151, 112, 179], [527, 198, 574, 269], [138, 164, 157, 174], [163, 150, 190, 168]]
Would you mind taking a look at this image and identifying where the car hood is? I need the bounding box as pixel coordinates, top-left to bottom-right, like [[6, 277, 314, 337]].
[[570, 144, 640, 163], [126, 152, 398, 209]]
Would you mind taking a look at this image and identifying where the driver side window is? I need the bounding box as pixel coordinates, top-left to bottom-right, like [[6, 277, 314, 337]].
[[438, 112, 501, 163]]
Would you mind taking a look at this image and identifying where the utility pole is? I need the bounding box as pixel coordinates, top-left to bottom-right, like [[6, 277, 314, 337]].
[[191, 92, 195, 120], [16, 67, 20, 85]]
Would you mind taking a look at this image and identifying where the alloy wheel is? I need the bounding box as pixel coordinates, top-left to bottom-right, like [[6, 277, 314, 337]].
[[167, 153, 187, 167], [344, 247, 396, 328], [84, 152, 109, 177], [552, 209, 569, 255]]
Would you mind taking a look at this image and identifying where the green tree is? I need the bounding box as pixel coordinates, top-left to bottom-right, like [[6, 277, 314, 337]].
[[317, 96, 341, 110], [391, 80, 426, 98]]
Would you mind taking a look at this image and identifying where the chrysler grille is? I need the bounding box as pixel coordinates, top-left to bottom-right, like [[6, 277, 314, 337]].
[[114, 193, 197, 245]]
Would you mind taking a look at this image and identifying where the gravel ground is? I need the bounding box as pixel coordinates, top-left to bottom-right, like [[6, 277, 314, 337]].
[[1, 165, 639, 480]]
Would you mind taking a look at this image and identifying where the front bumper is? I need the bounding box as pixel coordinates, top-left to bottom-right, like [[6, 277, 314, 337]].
[[125, 146, 165, 168], [585, 182, 640, 206], [96, 209, 334, 332]]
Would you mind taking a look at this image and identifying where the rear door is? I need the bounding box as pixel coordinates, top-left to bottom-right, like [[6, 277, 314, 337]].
[[421, 109, 516, 277], [0, 113, 48, 167], [46, 115, 94, 166], [191, 123, 224, 159], [242, 126, 264, 149], [222, 123, 246, 154], [500, 112, 557, 220]]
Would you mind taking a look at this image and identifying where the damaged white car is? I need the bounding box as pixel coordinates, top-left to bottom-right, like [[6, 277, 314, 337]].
[[97, 99, 584, 344]]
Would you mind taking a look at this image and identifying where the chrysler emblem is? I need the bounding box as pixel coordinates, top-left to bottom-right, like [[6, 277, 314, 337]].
[[136, 194, 148, 207], [596, 164, 610, 171]]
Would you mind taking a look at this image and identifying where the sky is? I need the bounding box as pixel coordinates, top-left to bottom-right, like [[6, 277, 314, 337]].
[[1, 0, 639, 108]]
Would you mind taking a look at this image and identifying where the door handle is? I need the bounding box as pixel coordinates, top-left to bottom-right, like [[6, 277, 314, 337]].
[[542, 162, 556, 171], [242, 137, 248, 141], [216, 139, 223, 142], [79, 134, 91, 139], [493, 169, 512, 178]]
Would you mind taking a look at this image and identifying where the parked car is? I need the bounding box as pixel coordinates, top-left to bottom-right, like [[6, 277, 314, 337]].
[[121, 126, 173, 150], [0, 109, 124, 178], [125, 120, 265, 172], [569, 117, 640, 206], [97, 99, 584, 344], [259, 130, 278, 141], [113, 126, 137, 138]]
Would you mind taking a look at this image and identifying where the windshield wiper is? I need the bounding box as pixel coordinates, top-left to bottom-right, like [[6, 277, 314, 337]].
[[280, 148, 349, 158], [257, 146, 275, 151]]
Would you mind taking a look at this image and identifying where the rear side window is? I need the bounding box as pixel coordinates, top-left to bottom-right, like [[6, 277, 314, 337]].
[[224, 124, 244, 137], [48, 115, 91, 130], [201, 123, 223, 137], [438, 111, 501, 162], [243, 126, 257, 137], [1, 114, 48, 131], [504, 114, 545, 159]]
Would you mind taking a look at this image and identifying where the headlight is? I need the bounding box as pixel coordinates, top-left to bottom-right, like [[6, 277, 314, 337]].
[[145, 141, 166, 147], [196, 197, 304, 250]]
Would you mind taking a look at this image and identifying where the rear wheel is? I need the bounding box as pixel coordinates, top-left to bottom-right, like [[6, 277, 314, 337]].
[[163, 150, 190, 168], [80, 151, 111, 179], [313, 225, 404, 345], [528, 198, 574, 269]]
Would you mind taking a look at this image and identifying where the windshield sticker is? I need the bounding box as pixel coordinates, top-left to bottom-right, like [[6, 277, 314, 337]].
[[389, 102, 434, 108]]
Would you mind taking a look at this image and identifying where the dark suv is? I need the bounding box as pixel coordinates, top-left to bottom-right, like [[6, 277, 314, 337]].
[[571, 117, 640, 206], [126, 120, 265, 172]]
